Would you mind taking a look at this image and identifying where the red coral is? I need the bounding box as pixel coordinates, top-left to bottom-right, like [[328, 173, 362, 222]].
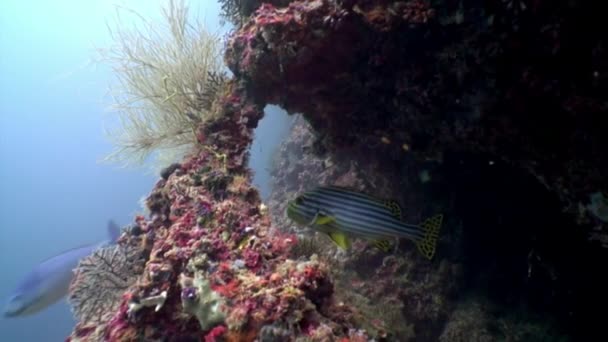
[[215, 262, 234, 280], [212, 279, 240, 298], [135, 215, 146, 225], [243, 248, 261, 269], [302, 265, 318, 280], [267, 231, 298, 256], [104, 306, 133, 341], [204, 325, 227, 342]]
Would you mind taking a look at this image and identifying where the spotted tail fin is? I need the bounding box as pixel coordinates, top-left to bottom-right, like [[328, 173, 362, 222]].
[[416, 214, 442, 259]]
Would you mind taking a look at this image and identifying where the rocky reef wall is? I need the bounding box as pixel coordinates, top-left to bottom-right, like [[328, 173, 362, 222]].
[[227, 0, 608, 225], [226, 0, 608, 340]]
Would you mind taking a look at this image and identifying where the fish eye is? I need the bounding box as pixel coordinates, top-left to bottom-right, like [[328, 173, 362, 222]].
[[295, 197, 304, 205]]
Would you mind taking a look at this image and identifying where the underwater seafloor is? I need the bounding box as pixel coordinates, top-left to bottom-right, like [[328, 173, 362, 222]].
[[67, 1, 608, 341]]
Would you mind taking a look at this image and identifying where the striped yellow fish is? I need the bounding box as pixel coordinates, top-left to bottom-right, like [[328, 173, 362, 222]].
[[286, 186, 442, 259]]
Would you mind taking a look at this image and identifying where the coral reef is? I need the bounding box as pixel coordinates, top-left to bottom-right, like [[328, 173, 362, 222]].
[[438, 300, 493, 342], [267, 113, 584, 340], [268, 117, 459, 341], [439, 298, 569, 342], [226, 0, 608, 231], [179, 272, 226, 330], [225, 0, 608, 340], [71, 0, 608, 340], [67, 83, 371, 341]]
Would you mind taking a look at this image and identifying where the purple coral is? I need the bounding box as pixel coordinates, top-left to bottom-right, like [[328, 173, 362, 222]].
[[181, 287, 198, 303]]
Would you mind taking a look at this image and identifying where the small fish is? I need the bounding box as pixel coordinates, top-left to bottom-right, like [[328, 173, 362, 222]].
[[286, 186, 442, 259], [2, 220, 121, 317]]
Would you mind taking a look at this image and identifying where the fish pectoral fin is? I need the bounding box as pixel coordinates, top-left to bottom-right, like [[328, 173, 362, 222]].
[[327, 232, 351, 250], [306, 212, 320, 226], [416, 214, 443, 259], [313, 212, 336, 225], [370, 239, 393, 252]]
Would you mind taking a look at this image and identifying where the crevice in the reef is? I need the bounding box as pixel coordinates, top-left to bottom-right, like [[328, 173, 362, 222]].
[[434, 150, 608, 340], [247, 105, 296, 201]]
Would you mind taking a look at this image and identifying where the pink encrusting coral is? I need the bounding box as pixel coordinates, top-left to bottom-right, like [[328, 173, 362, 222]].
[[67, 82, 370, 341]]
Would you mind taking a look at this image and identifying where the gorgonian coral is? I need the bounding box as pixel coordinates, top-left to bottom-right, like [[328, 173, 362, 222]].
[[68, 244, 141, 325]]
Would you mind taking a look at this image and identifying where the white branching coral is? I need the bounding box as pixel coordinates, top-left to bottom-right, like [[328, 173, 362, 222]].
[[127, 291, 168, 315]]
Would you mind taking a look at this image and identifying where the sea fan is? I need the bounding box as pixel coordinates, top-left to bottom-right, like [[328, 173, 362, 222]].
[[68, 244, 141, 324]]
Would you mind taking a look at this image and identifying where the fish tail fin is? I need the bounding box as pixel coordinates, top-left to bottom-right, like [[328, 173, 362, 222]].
[[416, 214, 442, 259], [107, 220, 121, 243]]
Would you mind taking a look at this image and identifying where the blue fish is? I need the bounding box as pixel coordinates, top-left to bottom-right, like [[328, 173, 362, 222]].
[[2, 221, 121, 317]]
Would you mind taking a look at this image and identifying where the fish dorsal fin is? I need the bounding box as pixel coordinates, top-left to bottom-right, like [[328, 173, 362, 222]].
[[383, 200, 402, 219], [107, 220, 121, 243], [327, 232, 351, 250], [416, 214, 443, 259], [370, 239, 393, 252]]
